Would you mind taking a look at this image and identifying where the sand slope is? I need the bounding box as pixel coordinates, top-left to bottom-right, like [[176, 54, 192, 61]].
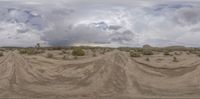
[[0, 51, 200, 98]]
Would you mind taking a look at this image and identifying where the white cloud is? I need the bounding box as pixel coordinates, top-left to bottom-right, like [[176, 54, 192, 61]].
[[0, 0, 200, 47]]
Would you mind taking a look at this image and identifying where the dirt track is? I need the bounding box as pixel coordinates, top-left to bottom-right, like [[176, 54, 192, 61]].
[[0, 51, 200, 99]]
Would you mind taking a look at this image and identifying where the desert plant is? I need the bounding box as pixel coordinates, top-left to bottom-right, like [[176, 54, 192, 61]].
[[174, 52, 181, 55], [164, 51, 170, 56], [47, 53, 53, 58], [100, 49, 106, 54], [93, 53, 97, 57], [130, 51, 141, 57], [0, 52, 3, 57], [72, 48, 85, 56], [62, 50, 66, 54], [142, 49, 153, 55], [173, 56, 178, 62], [19, 49, 27, 54], [74, 56, 78, 59], [62, 55, 66, 59], [145, 57, 150, 61], [196, 53, 200, 57]]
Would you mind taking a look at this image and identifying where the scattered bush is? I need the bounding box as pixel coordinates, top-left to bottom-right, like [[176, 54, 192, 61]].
[[62, 50, 66, 54], [100, 49, 106, 54], [72, 48, 85, 56], [74, 56, 78, 59], [145, 57, 150, 61], [19, 49, 27, 54], [0, 52, 3, 57], [19, 49, 45, 55], [62, 55, 66, 59], [174, 52, 181, 55], [47, 53, 53, 58], [142, 49, 153, 55], [196, 53, 200, 57], [173, 56, 178, 62], [130, 51, 141, 57], [93, 53, 97, 57], [164, 51, 170, 56]]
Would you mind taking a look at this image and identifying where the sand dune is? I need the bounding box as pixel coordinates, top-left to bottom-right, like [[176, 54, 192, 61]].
[[0, 50, 200, 98]]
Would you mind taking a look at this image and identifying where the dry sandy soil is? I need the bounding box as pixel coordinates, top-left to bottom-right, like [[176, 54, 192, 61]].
[[0, 49, 200, 99]]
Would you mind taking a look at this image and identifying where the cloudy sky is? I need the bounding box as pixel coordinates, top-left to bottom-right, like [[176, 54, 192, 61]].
[[0, 0, 200, 47]]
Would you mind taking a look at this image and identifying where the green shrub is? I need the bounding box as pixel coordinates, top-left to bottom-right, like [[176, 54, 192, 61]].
[[72, 48, 85, 56], [47, 53, 53, 58], [130, 51, 141, 57], [142, 49, 153, 55]]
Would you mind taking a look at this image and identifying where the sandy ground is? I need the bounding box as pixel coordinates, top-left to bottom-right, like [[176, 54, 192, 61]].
[[0, 50, 200, 99]]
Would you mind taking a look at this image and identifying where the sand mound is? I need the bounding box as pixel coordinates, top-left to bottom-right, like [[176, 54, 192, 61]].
[[0, 51, 200, 98]]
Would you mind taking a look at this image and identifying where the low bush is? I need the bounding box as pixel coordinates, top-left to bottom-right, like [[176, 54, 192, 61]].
[[62, 55, 66, 59], [164, 51, 170, 56], [145, 57, 150, 61], [173, 56, 178, 62], [19, 49, 45, 55], [142, 49, 153, 55], [130, 51, 141, 57], [72, 48, 85, 56], [62, 50, 66, 54], [0, 52, 3, 57], [47, 53, 53, 58]]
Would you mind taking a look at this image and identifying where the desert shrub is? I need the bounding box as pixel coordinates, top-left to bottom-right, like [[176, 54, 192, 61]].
[[47, 53, 53, 58], [164, 51, 170, 56], [100, 49, 106, 54], [27, 49, 37, 55], [145, 57, 150, 61], [196, 53, 200, 57], [72, 48, 85, 56], [62, 55, 66, 59], [19, 49, 45, 55], [74, 56, 78, 59], [173, 56, 178, 62], [130, 51, 141, 57], [174, 52, 181, 55], [19, 49, 27, 54], [62, 50, 66, 54], [93, 53, 97, 57], [0, 52, 3, 57], [142, 49, 153, 55], [0, 49, 5, 51]]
